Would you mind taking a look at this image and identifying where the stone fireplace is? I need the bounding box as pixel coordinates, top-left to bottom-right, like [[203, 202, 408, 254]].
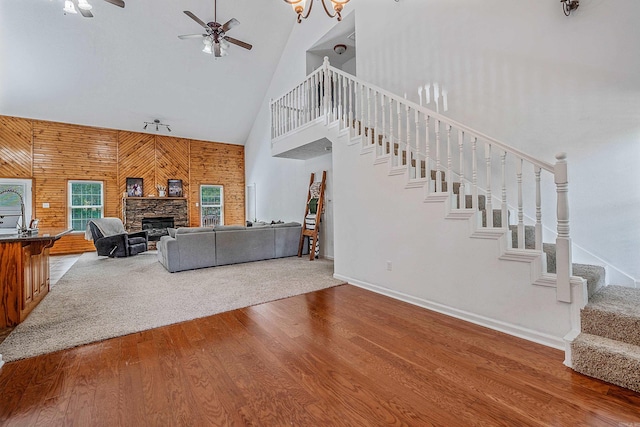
[[123, 197, 188, 248]]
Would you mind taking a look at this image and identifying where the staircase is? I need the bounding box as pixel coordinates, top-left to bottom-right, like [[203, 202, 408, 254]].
[[270, 57, 640, 393], [571, 286, 640, 392]]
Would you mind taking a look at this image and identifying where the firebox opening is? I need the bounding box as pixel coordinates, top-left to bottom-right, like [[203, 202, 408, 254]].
[[142, 217, 174, 241]]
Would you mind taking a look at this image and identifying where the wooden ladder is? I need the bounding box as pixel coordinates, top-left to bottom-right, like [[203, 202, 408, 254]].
[[298, 171, 326, 261]]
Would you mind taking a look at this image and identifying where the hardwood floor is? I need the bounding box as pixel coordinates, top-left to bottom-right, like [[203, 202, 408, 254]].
[[1, 284, 639, 426]]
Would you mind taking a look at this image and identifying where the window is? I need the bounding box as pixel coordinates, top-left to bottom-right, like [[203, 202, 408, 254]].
[[200, 185, 223, 227], [0, 179, 32, 231], [68, 181, 103, 232]]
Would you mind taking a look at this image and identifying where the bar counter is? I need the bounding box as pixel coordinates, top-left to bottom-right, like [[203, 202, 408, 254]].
[[0, 228, 71, 328]]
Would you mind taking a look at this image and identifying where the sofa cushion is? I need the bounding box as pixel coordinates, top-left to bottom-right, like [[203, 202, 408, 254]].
[[167, 227, 177, 238], [215, 227, 275, 266], [175, 226, 214, 235], [271, 221, 301, 228], [214, 225, 246, 231]]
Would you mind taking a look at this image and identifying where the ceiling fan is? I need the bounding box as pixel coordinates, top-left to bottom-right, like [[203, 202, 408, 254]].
[[63, 0, 125, 18], [179, 0, 253, 58]]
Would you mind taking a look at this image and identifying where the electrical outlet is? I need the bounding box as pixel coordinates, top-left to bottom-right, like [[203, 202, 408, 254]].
[[42, 203, 50, 208], [386, 261, 392, 271]]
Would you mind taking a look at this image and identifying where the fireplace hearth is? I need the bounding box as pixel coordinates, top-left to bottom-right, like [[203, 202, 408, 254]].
[[142, 217, 174, 241]]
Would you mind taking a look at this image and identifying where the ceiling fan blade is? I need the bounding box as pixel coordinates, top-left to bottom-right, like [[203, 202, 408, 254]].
[[221, 18, 239, 33], [224, 36, 252, 51], [103, 0, 125, 7], [184, 11, 209, 30], [178, 34, 207, 40], [214, 43, 221, 57], [73, 0, 94, 18]]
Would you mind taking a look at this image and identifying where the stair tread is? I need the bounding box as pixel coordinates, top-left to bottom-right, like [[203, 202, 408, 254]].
[[586, 285, 640, 317], [573, 333, 640, 358]]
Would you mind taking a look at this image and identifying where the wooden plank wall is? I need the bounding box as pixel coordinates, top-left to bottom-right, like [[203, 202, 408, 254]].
[[189, 141, 245, 227], [33, 121, 120, 254], [0, 115, 245, 254]]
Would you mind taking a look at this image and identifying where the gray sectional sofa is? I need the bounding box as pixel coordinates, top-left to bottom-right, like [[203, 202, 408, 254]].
[[156, 222, 306, 272]]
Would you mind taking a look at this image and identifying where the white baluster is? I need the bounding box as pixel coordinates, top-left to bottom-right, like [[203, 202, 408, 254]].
[[367, 87, 372, 146], [446, 124, 452, 197], [380, 94, 386, 156], [406, 104, 411, 172], [389, 99, 394, 157], [485, 143, 493, 228], [360, 83, 365, 136], [555, 152, 572, 302], [501, 151, 507, 229], [323, 58, 330, 122], [373, 91, 378, 150], [471, 137, 478, 211], [435, 120, 442, 192], [294, 85, 299, 129], [458, 131, 465, 209], [338, 75, 343, 126], [415, 109, 421, 179], [535, 166, 542, 251], [517, 158, 524, 248], [425, 114, 431, 193], [396, 101, 402, 166], [348, 78, 353, 132], [342, 76, 348, 129]]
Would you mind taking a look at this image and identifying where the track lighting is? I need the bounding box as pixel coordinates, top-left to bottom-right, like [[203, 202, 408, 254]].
[[143, 119, 171, 133], [284, 0, 350, 24]]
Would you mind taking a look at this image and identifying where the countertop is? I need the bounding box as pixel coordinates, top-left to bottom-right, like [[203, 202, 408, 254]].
[[0, 228, 72, 243]]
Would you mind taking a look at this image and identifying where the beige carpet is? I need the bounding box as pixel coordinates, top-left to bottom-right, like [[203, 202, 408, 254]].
[[0, 252, 343, 362]]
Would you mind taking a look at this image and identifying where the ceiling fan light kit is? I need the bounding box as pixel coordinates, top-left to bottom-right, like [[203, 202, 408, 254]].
[[179, 0, 252, 58], [63, 1, 78, 14], [63, 0, 125, 18], [284, 0, 350, 23]]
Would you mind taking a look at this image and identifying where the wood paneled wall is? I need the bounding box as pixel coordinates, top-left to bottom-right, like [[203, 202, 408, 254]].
[[0, 116, 32, 179], [0, 115, 245, 254], [189, 141, 245, 227], [33, 120, 120, 254]]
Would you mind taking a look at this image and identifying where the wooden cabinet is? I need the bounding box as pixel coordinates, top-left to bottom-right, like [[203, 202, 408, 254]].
[[20, 241, 51, 323], [0, 229, 69, 328]]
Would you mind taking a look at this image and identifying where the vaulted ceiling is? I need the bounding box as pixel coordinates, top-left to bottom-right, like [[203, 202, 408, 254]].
[[0, 0, 296, 144]]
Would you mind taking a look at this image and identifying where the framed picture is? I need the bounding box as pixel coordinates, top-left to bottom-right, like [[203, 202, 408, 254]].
[[126, 178, 143, 197], [168, 179, 183, 197]]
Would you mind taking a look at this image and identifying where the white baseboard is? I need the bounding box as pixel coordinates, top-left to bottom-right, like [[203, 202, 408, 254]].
[[333, 274, 565, 350]]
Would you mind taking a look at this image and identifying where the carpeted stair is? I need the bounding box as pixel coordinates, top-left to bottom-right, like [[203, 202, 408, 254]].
[[571, 285, 640, 393]]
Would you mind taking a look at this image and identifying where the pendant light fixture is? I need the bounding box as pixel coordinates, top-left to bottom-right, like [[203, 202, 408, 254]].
[[284, 0, 350, 24]]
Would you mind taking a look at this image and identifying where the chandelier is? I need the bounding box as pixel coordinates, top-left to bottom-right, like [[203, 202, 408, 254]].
[[284, 0, 350, 23]]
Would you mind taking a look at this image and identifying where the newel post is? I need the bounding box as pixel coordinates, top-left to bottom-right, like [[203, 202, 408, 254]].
[[555, 152, 572, 303], [323, 56, 331, 124]]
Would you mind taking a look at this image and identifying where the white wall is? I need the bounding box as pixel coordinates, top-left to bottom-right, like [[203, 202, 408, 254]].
[[355, 0, 640, 283]]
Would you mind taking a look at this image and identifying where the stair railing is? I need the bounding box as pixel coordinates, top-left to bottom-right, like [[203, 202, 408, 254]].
[[271, 57, 573, 303]]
